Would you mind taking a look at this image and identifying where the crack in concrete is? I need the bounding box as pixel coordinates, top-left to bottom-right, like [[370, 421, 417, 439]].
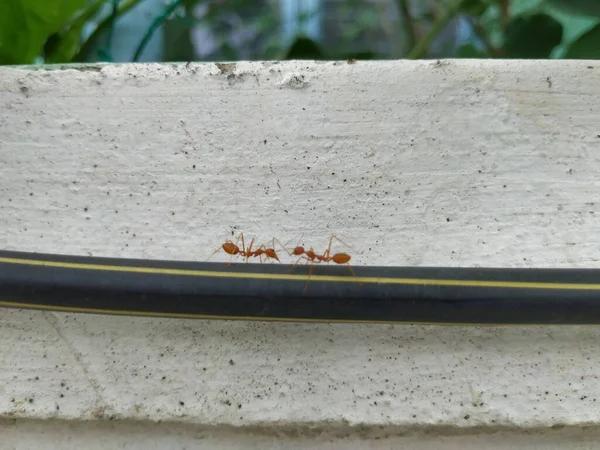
[[43, 312, 107, 411]]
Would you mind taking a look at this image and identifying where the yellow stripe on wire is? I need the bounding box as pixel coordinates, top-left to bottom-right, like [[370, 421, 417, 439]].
[[0, 300, 568, 326], [1, 255, 600, 291]]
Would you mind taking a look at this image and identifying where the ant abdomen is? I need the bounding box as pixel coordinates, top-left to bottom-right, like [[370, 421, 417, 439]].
[[265, 249, 280, 261], [332, 253, 351, 264]]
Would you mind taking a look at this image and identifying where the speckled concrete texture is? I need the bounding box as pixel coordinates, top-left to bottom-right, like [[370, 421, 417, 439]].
[[2, 308, 600, 427], [1, 61, 600, 445]]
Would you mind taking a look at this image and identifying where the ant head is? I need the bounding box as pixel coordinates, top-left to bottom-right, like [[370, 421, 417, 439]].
[[292, 246, 304, 256]]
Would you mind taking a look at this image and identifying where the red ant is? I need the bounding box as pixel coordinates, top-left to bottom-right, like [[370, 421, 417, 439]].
[[290, 235, 360, 291], [211, 232, 281, 266], [249, 239, 281, 263]]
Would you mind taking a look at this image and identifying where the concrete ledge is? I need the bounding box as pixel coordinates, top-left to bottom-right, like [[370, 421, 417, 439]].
[[1, 60, 600, 445], [3, 418, 600, 449], [4, 417, 600, 449]]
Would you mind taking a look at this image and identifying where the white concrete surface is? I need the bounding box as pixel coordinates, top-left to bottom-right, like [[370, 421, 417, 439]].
[[1, 60, 600, 446]]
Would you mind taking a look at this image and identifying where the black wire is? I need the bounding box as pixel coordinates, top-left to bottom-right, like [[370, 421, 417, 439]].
[[2, 249, 600, 324]]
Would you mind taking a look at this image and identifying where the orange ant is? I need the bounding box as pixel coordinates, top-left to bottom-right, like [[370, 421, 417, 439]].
[[249, 239, 281, 263], [211, 232, 281, 266], [290, 235, 360, 291]]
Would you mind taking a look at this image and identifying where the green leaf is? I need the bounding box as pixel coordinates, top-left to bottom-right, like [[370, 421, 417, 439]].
[[461, 0, 490, 17], [504, 13, 563, 58], [461, 0, 504, 17], [0, 0, 88, 64], [0, 0, 31, 64], [510, 0, 543, 17], [44, 0, 106, 63], [285, 36, 326, 60], [72, 0, 142, 63], [546, 0, 600, 17], [564, 23, 600, 58]]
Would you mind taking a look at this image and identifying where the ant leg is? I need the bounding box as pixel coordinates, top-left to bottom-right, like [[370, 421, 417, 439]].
[[288, 253, 315, 292], [267, 237, 286, 263], [286, 253, 313, 291], [223, 232, 246, 268], [239, 232, 246, 255], [220, 233, 242, 268], [225, 245, 237, 268], [271, 237, 289, 259], [284, 233, 303, 249], [329, 234, 357, 254], [303, 261, 315, 292], [344, 262, 363, 286], [229, 233, 248, 267], [272, 237, 290, 255], [325, 235, 362, 286], [290, 254, 305, 270], [283, 234, 305, 259], [263, 239, 276, 264], [322, 235, 335, 261], [245, 237, 255, 263], [287, 235, 313, 274], [256, 244, 268, 263], [206, 233, 241, 264], [207, 244, 225, 262], [287, 241, 307, 272], [266, 238, 276, 263]]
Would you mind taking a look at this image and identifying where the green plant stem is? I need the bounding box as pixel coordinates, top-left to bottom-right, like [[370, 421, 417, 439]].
[[104, 0, 120, 57], [397, 0, 417, 53], [73, 0, 143, 62], [501, 0, 509, 29], [63, 0, 107, 43], [407, 0, 470, 59], [43, 0, 106, 63], [132, 0, 184, 62]]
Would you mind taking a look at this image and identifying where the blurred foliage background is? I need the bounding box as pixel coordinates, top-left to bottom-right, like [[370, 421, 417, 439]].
[[1, 0, 600, 65]]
